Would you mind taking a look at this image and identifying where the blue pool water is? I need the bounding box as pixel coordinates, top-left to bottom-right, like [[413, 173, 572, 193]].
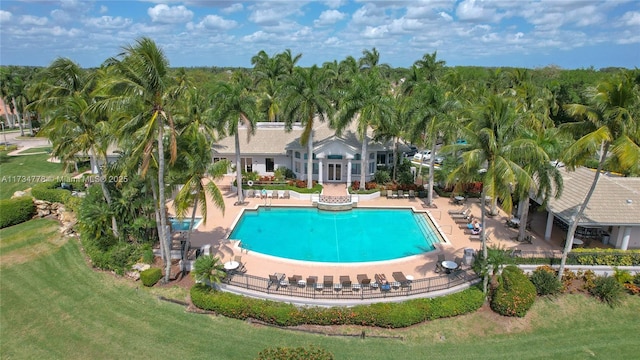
[[229, 207, 441, 263], [169, 217, 203, 231]]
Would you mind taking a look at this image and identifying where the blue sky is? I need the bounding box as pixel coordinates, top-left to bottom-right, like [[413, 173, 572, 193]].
[[1, 0, 638, 69]]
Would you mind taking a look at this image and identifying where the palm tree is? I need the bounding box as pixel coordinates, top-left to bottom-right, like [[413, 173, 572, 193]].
[[556, 71, 640, 279], [334, 70, 393, 189], [446, 94, 543, 294], [277, 49, 302, 76], [96, 37, 184, 283], [33, 59, 121, 238], [408, 83, 461, 206], [172, 133, 228, 274], [192, 255, 226, 289], [513, 128, 564, 242], [281, 65, 334, 189], [213, 71, 258, 204], [251, 50, 284, 122]]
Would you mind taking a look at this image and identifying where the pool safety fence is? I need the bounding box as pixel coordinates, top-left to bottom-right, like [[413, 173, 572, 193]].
[[222, 270, 479, 301]]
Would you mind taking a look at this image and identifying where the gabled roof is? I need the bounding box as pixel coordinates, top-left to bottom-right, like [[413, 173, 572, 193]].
[[212, 119, 390, 156], [547, 167, 640, 226]]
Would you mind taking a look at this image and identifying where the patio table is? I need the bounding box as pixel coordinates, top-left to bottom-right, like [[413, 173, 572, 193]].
[[442, 261, 458, 274]]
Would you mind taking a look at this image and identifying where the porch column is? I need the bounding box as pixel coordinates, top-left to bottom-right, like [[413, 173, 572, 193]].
[[620, 226, 632, 250], [347, 159, 352, 185], [544, 210, 554, 241], [318, 159, 323, 185]]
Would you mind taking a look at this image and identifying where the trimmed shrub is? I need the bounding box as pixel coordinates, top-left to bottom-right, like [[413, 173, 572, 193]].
[[257, 345, 333, 360], [0, 196, 35, 228], [140, 268, 163, 287], [490, 265, 537, 317], [530, 265, 563, 296], [190, 284, 484, 328], [31, 181, 73, 205], [590, 276, 624, 307]]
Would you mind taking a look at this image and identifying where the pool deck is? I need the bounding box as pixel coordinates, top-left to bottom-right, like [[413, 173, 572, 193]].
[[173, 177, 565, 288]]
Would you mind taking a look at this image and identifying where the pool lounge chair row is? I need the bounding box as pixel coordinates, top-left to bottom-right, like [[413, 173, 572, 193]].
[[267, 273, 412, 292], [246, 189, 290, 199], [385, 190, 415, 199]]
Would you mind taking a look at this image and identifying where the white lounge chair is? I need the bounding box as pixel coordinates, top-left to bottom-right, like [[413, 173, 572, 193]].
[[266, 190, 274, 198], [278, 190, 285, 199]]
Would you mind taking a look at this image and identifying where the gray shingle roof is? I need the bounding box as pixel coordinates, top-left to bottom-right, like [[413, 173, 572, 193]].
[[547, 167, 640, 226], [212, 120, 390, 156]]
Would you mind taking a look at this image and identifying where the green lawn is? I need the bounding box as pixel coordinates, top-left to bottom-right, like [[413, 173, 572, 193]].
[[16, 146, 52, 154], [0, 153, 68, 199], [1, 220, 639, 359]]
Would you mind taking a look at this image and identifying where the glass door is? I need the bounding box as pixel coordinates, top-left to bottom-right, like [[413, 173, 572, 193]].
[[328, 163, 342, 181]]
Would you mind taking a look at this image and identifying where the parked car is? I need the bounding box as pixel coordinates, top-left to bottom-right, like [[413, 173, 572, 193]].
[[434, 154, 445, 164], [413, 150, 431, 162], [404, 145, 418, 157]]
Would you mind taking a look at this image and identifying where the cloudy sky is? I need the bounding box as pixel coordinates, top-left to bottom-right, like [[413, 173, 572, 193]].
[[1, 0, 638, 69]]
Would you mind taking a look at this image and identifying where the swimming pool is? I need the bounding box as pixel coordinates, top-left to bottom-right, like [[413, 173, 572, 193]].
[[169, 217, 203, 231], [229, 207, 442, 263]]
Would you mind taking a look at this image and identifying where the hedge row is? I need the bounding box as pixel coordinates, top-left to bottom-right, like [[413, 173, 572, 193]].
[[190, 284, 484, 328], [31, 181, 73, 205], [513, 249, 640, 267], [490, 265, 537, 317], [572, 248, 640, 266], [0, 196, 35, 228]]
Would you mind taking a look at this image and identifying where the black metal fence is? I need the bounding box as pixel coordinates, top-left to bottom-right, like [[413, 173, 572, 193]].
[[223, 270, 479, 301]]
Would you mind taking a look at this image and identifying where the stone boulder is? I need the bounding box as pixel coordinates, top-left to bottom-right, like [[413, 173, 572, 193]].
[[11, 190, 27, 198]]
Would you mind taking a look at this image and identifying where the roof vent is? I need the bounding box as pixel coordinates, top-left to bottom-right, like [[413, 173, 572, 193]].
[[627, 199, 633, 204]]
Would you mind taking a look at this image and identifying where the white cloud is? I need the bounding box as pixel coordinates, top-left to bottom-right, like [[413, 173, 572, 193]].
[[84, 16, 133, 30], [324, 36, 342, 46], [191, 14, 238, 30], [439, 11, 453, 21], [248, 8, 282, 26], [51, 9, 72, 23], [361, 25, 388, 39], [323, 0, 347, 9], [20, 15, 48, 26], [351, 3, 387, 26], [221, 3, 243, 14], [147, 4, 193, 24], [619, 11, 640, 27], [314, 10, 346, 27], [456, 0, 502, 23], [242, 30, 277, 43], [0, 10, 12, 23], [100, 5, 108, 14]]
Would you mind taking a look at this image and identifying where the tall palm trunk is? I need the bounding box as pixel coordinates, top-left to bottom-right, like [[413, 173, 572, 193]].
[[1, 100, 12, 127], [234, 131, 244, 204], [517, 198, 530, 241], [150, 177, 166, 267], [392, 137, 398, 181], [557, 142, 609, 280], [157, 115, 172, 283], [360, 137, 367, 190], [182, 193, 199, 274], [426, 141, 437, 206], [12, 97, 24, 136], [90, 147, 120, 239], [306, 131, 314, 189]]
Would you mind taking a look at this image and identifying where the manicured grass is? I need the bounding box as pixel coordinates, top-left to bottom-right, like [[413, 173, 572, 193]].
[[0, 218, 64, 267], [1, 220, 640, 359], [16, 146, 52, 154], [0, 153, 68, 199]]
